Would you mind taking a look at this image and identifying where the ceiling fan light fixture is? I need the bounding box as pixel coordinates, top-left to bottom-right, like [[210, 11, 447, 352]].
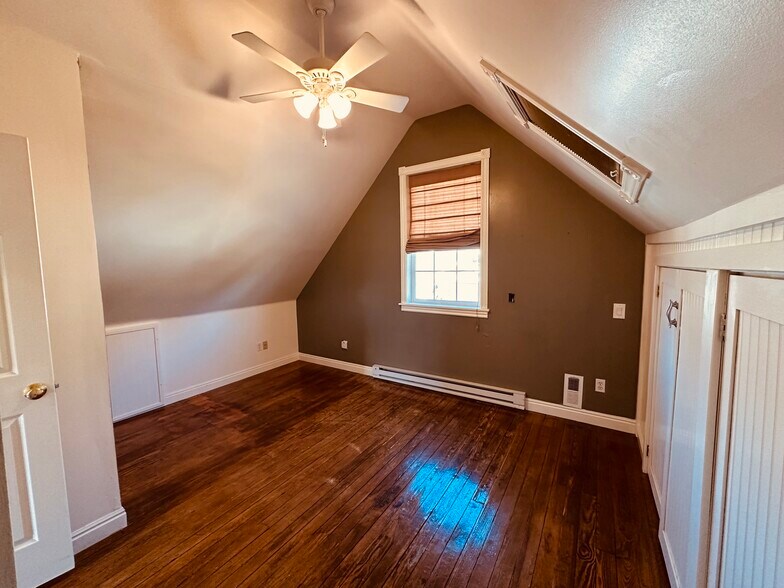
[[327, 92, 352, 119], [293, 92, 319, 118], [317, 104, 338, 129], [233, 1, 409, 144]]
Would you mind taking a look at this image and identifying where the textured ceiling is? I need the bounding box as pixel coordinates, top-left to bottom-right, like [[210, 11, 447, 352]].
[[1, 0, 782, 321], [399, 0, 784, 233]]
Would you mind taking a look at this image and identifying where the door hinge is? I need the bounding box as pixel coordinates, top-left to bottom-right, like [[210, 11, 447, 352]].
[[656, 285, 660, 298], [646, 444, 649, 457], [720, 313, 727, 342]]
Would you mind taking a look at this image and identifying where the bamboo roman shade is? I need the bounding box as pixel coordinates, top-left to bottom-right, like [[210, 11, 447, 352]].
[[406, 162, 482, 253]]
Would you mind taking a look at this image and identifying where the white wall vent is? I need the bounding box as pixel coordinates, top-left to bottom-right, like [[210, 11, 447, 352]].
[[372, 365, 525, 410], [481, 60, 651, 205], [563, 374, 584, 409]]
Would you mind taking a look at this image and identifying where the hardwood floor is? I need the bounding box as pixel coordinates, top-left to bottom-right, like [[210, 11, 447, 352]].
[[46, 361, 668, 587]]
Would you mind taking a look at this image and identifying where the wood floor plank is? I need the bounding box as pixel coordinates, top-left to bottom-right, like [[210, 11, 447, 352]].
[[349, 408, 514, 587], [430, 412, 539, 588], [463, 414, 547, 587], [157, 386, 453, 587], [234, 399, 488, 587], [126, 383, 443, 587], [45, 362, 668, 588]]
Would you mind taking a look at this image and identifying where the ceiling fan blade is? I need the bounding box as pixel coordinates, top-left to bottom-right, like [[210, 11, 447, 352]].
[[330, 33, 389, 82], [232, 31, 306, 78], [345, 88, 409, 113], [239, 89, 302, 104]]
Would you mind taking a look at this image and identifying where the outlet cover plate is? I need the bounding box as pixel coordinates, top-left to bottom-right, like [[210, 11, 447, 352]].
[[595, 378, 606, 393]]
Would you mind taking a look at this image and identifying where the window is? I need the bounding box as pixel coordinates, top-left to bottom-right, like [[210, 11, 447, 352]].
[[399, 149, 490, 318], [481, 59, 650, 204]]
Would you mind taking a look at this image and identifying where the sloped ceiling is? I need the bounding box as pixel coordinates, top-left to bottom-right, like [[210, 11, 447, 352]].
[[1, 0, 782, 322], [398, 0, 784, 233]]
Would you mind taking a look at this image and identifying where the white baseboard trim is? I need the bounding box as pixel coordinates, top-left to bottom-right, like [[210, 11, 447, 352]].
[[164, 352, 300, 405], [298, 353, 373, 376], [112, 401, 164, 423], [71, 507, 127, 553], [525, 398, 637, 434], [297, 353, 637, 434]]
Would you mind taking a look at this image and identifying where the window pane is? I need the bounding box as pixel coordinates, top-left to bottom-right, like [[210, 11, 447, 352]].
[[457, 248, 480, 271], [413, 250, 434, 271], [414, 272, 434, 300], [434, 250, 457, 271], [434, 271, 457, 301], [457, 271, 480, 303]]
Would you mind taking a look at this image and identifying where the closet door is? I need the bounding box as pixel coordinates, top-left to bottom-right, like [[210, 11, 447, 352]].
[[648, 268, 684, 513], [659, 270, 712, 588], [710, 275, 784, 587]]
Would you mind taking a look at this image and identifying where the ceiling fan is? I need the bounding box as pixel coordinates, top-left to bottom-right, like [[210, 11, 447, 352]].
[[233, 0, 409, 144]]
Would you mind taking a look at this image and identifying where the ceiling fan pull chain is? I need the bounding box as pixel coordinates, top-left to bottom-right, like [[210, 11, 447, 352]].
[[322, 129, 328, 147]]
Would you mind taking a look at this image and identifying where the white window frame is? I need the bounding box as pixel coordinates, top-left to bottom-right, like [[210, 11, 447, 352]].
[[398, 148, 490, 318]]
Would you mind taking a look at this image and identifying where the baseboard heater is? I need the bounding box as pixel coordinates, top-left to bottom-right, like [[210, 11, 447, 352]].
[[372, 365, 525, 410]]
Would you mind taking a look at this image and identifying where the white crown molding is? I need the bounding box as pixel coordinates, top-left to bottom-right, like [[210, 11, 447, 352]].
[[648, 183, 784, 245]]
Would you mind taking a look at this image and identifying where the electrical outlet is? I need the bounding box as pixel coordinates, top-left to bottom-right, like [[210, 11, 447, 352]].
[[262, 340, 269, 351], [340, 340, 348, 350], [595, 378, 606, 393], [613, 303, 626, 320]]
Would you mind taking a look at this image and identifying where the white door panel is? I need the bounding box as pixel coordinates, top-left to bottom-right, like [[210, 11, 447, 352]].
[[648, 268, 705, 516], [660, 270, 708, 588], [648, 268, 683, 514], [711, 275, 784, 587], [106, 326, 163, 422], [0, 134, 74, 586]]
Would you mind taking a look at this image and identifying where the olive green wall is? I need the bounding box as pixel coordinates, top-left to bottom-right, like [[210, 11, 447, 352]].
[[297, 105, 645, 418]]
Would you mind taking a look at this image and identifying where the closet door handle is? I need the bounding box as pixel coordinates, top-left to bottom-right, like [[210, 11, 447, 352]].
[[666, 299, 679, 328]]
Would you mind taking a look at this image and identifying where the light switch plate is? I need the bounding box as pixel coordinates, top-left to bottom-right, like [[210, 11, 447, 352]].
[[613, 303, 626, 319]]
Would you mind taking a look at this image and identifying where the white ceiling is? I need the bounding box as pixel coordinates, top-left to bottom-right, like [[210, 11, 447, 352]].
[[398, 0, 784, 233], [1, 0, 782, 321]]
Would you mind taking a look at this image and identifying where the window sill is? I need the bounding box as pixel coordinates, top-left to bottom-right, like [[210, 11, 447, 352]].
[[399, 303, 489, 318]]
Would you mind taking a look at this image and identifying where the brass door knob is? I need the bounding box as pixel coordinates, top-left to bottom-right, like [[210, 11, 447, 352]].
[[24, 383, 48, 400]]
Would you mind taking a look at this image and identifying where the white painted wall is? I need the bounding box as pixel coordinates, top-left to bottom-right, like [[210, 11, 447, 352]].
[[107, 301, 299, 408], [0, 21, 123, 547]]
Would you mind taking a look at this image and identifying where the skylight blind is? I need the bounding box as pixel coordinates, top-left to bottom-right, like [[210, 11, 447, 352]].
[[406, 162, 482, 253]]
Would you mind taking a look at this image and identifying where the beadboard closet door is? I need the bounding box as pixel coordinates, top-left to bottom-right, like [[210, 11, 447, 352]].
[[658, 269, 709, 588], [710, 275, 784, 587]]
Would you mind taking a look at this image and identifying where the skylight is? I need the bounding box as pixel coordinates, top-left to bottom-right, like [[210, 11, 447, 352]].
[[481, 60, 651, 205]]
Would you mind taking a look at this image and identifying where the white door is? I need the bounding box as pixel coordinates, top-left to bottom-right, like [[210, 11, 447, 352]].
[[648, 268, 685, 513], [658, 269, 711, 588], [0, 134, 74, 586], [710, 275, 784, 587]]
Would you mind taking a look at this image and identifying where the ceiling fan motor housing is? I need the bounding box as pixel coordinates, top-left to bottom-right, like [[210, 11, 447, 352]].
[[306, 0, 335, 17]]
